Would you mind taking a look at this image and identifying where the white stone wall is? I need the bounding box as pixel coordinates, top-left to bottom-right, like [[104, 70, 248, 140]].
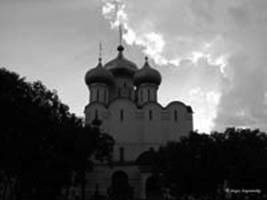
[[84, 99, 193, 162], [84, 50, 193, 200]]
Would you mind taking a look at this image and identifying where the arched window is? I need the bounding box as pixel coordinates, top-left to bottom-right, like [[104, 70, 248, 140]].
[[111, 171, 129, 193], [149, 110, 153, 121], [90, 90, 93, 102], [174, 110, 178, 122], [96, 89, 99, 101], [104, 90, 106, 102], [120, 109, 124, 122]]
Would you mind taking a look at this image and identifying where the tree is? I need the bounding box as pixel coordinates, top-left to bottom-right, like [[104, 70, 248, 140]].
[[153, 128, 267, 197], [0, 68, 114, 200], [73, 122, 114, 200], [214, 128, 267, 190]]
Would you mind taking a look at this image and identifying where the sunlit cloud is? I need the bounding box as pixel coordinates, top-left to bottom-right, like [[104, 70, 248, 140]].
[[101, 0, 227, 132], [188, 88, 221, 133], [100, 0, 267, 133]]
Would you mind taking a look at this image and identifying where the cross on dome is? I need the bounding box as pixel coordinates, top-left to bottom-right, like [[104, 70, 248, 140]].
[[99, 41, 103, 61], [119, 24, 123, 46]]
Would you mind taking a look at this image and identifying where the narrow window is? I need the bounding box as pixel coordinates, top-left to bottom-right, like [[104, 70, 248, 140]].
[[149, 110, 153, 121], [104, 90, 106, 102], [95, 110, 98, 118], [90, 90, 94, 102], [96, 89, 99, 101], [174, 110, 178, 122], [148, 89, 151, 101], [119, 147, 124, 162], [120, 109, 124, 122], [140, 90, 143, 103]]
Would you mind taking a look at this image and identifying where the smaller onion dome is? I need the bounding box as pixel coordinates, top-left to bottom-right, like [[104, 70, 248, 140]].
[[134, 57, 162, 86], [85, 58, 114, 86]]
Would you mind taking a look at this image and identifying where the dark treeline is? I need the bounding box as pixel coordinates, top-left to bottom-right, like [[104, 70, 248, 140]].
[[143, 129, 267, 198], [0, 68, 114, 200], [1, 68, 267, 200]]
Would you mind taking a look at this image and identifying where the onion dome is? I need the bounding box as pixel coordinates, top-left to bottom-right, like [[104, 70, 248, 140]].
[[104, 45, 138, 76], [85, 58, 114, 86], [133, 57, 162, 86]]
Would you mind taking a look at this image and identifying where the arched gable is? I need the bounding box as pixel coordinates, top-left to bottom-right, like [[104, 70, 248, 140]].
[[108, 98, 137, 122], [108, 98, 137, 110], [165, 101, 189, 120], [142, 102, 163, 121], [141, 101, 164, 110], [165, 101, 187, 109], [165, 101, 193, 113], [108, 98, 137, 111]]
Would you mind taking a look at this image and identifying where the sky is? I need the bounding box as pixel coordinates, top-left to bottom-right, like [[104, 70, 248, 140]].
[[0, 0, 267, 133]]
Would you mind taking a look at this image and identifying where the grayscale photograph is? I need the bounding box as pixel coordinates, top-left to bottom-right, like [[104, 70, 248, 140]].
[[0, 0, 267, 200]]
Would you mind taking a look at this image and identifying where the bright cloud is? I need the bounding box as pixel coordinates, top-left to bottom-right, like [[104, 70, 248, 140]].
[[101, 0, 267, 133], [188, 88, 221, 133]]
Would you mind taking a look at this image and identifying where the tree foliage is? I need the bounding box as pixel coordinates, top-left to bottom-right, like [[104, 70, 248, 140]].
[[0, 68, 114, 200], [151, 128, 267, 196]]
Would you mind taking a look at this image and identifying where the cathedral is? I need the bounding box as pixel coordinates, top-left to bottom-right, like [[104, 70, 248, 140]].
[[84, 44, 193, 199]]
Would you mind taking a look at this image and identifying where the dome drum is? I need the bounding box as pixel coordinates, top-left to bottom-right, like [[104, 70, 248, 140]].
[[109, 67, 136, 77]]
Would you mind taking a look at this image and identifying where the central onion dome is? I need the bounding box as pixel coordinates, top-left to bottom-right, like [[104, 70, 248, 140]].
[[134, 57, 162, 86], [104, 45, 138, 76], [85, 58, 114, 86]]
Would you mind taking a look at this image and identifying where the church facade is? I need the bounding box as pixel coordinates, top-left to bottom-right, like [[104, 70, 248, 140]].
[[84, 45, 193, 199]]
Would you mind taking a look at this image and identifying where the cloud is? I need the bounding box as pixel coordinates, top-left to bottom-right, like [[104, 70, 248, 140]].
[[101, 0, 267, 132], [1, 0, 266, 132]]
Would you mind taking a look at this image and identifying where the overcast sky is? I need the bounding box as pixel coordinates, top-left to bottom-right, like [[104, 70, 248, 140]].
[[1, 0, 267, 133]]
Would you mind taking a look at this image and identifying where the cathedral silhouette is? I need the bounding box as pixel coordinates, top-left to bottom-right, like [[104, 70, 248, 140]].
[[84, 42, 193, 199]]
